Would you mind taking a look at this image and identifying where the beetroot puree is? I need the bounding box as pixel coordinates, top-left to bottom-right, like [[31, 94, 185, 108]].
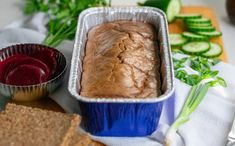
[[0, 51, 58, 86]]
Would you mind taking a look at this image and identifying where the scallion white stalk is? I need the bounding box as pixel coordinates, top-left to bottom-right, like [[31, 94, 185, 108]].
[[164, 83, 210, 146]]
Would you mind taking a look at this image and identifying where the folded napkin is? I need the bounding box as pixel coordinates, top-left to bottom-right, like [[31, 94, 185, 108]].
[[1, 13, 235, 146]]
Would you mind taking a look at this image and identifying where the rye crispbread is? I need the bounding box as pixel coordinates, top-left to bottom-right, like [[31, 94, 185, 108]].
[[0, 103, 104, 146]]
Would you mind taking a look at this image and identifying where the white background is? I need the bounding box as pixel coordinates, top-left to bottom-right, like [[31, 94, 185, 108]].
[[1, 0, 235, 65]]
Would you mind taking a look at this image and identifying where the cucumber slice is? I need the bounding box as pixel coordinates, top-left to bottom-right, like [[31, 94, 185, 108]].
[[169, 34, 188, 47], [202, 42, 223, 58], [185, 18, 211, 24], [175, 13, 202, 19], [182, 41, 210, 55], [166, 0, 181, 23], [182, 32, 208, 41], [186, 23, 213, 28], [196, 31, 222, 38], [188, 26, 216, 32]]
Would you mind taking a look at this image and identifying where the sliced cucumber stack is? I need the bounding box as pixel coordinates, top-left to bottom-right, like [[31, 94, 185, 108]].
[[170, 12, 223, 58], [182, 32, 208, 41], [202, 42, 223, 58], [182, 41, 210, 55], [182, 13, 222, 39], [175, 13, 202, 19], [169, 34, 188, 47]]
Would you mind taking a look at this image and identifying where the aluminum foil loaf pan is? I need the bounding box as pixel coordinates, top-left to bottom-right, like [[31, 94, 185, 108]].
[[68, 7, 175, 137]]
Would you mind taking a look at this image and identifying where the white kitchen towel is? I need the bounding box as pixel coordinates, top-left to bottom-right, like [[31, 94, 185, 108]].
[[0, 13, 235, 146]]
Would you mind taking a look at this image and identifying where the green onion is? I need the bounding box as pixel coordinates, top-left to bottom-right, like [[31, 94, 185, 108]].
[[166, 53, 226, 145], [165, 83, 210, 145]]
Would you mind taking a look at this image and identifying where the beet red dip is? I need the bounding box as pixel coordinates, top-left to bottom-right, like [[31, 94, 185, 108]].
[[0, 49, 58, 86]]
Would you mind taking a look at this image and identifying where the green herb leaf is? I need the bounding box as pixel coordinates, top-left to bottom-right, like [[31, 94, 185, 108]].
[[185, 74, 201, 86], [175, 69, 187, 81], [216, 77, 227, 87], [23, 0, 41, 14], [201, 70, 219, 79], [190, 56, 210, 72], [55, 10, 70, 19], [209, 76, 227, 87], [173, 57, 188, 70]]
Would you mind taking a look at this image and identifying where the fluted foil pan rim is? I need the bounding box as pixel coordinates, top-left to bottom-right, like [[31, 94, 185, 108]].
[[68, 6, 174, 103]]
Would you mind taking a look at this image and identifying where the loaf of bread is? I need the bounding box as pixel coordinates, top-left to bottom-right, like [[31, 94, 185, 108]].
[[81, 21, 161, 98], [0, 103, 104, 146]]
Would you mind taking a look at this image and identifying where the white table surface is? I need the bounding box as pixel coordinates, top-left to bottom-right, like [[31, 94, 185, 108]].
[[1, 0, 235, 65]]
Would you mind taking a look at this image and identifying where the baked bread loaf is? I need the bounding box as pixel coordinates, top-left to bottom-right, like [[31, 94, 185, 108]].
[[0, 103, 104, 146], [81, 21, 161, 98]]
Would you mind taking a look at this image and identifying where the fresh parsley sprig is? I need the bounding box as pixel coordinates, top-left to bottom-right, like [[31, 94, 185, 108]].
[[24, 0, 108, 47]]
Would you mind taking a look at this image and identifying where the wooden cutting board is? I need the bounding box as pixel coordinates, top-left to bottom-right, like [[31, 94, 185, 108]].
[[169, 6, 227, 62], [12, 6, 227, 113]]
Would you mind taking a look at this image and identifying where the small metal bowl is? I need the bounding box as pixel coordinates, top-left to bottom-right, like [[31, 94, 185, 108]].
[[0, 44, 67, 101]]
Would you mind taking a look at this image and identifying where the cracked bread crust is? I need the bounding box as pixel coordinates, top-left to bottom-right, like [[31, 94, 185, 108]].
[[81, 21, 161, 98]]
